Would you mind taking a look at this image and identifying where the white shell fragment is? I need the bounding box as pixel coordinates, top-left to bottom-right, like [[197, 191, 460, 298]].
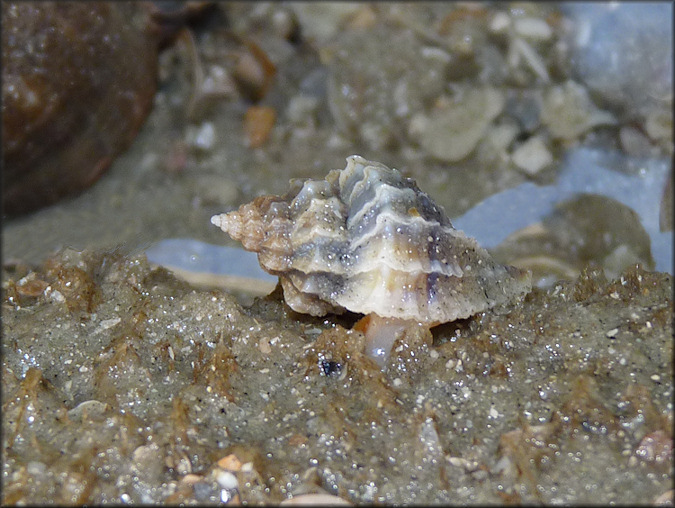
[[211, 156, 531, 324]]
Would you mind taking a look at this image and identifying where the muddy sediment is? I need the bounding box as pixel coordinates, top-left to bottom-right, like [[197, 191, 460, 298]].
[[2, 249, 672, 504]]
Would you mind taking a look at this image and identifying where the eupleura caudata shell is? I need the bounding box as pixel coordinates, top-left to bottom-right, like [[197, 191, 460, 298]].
[[211, 155, 532, 328]]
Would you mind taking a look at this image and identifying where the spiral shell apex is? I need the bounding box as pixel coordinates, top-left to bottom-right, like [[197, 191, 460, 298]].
[[211, 155, 531, 323]]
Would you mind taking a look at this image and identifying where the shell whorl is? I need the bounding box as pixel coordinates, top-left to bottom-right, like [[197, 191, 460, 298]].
[[211, 155, 531, 323]]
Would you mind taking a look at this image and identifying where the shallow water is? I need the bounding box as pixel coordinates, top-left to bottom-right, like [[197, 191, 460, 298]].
[[145, 146, 672, 290], [454, 147, 672, 272]]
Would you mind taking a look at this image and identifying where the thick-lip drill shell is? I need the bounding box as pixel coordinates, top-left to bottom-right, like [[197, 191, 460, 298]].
[[211, 155, 532, 323]]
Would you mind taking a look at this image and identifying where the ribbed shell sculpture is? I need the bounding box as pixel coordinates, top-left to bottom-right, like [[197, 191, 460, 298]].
[[211, 155, 531, 325]]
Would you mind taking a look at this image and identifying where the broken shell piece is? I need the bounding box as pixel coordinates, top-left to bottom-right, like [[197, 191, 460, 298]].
[[212, 156, 531, 325]]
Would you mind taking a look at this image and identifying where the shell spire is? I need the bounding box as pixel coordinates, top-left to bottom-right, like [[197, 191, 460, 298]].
[[211, 155, 531, 324]]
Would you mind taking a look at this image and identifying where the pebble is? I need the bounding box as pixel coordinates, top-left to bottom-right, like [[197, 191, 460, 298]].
[[26, 461, 47, 476], [509, 37, 550, 82], [244, 106, 277, 148], [645, 109, 672, 146], [232, 44, 276, 102], [420, 87, 505, 162], [286, 96, 319, 125], [290, 3, 363, 43], [217, 454, 243, 471], [187, 122, 216, 151], [511, 135, 553, 175], [620, 126, 656, 157], [192, 481, 214, 501], [487, 122, 520, 153], [513, 17, 552, 40], [541, 80, 616, 140], [215, 470, 238, 490], [489, 11, 511, 33]]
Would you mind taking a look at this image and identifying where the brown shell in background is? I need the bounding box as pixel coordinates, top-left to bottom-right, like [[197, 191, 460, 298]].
[[1, 1, 158, 217], [212, 156, 531, 324]]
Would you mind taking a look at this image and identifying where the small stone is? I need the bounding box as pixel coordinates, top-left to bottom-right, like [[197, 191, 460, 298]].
[[420, 87, 505, 162], [487, 122, 520, 153], [258, 338, 272, 355], [489, 11, 511, 33], [541, 80, 616, 140], [192, 481, 213, 501], [636, 429, 672, 463], [26, 461, 47, 476], [217, 454, 243, 472], [131, 443, 163, 483], [215, 470, 238, 490], [513, 17, 552, 40], [46, 288, 65, 303], [232, 45, 276, 102], [645, 109, 673, 145], [290, 4, 363, 43], [181, 474, 202, 485], [472, 469, 488, 481], [511, 135, 553, 175], [188, 122, 216, 151], [620, 126, 655, 157], [286, 96, 319, 125], [244, 106, 276, 148]]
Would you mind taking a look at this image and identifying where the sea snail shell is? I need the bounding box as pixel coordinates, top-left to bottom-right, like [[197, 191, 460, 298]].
[[211, 155, 531, 324]]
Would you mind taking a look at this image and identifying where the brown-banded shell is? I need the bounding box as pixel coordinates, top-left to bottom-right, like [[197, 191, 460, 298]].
[[2, 2, 158, 216], [211, 155, 531, 324]]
